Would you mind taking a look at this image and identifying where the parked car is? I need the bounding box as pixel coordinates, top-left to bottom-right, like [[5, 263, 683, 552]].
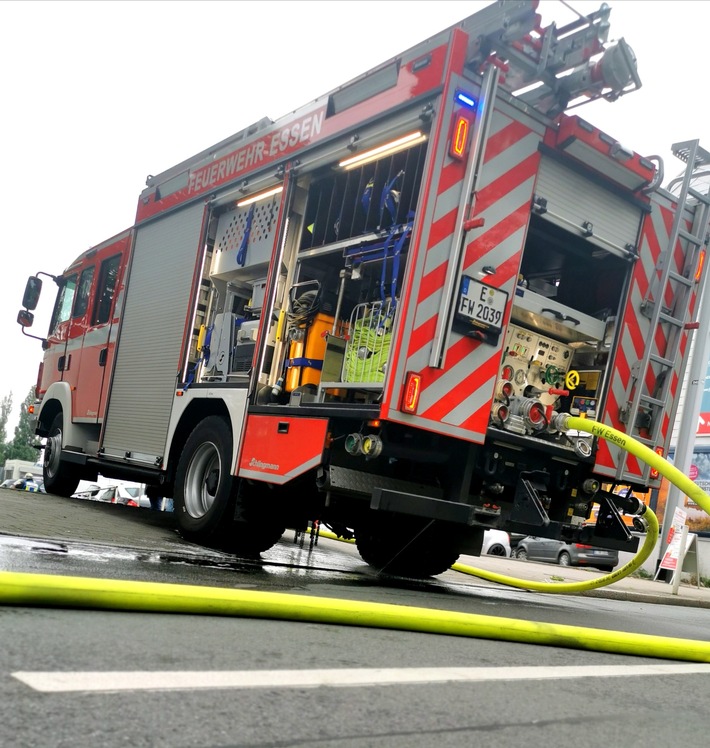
[[72, 483, 102, 500], [514, 536, 618, 572], [93, 485, 152, 508], [1, 479, 16, 489], [482, 529, 511, 557]]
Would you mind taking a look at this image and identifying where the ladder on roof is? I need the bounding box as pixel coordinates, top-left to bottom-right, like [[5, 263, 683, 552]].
[[618, 140, 710, 481]]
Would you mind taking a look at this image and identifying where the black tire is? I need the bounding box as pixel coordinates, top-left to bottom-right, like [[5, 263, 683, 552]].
[[174, 416, 239, 545], [558, 551, 572, 567], [42, 413, 80, 497], [355, 513, 463, 578], [486, 543, 507, 557], [515, 547, 528, 561], [173, 416, 284, 555]]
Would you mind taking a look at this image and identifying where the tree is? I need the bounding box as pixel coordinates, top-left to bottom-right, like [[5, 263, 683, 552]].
[[6, 387, 39, 463], [0, 393, 13, 467]]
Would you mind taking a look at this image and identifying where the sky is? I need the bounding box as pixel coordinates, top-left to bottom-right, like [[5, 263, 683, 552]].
[[0, 0, 708, 435]]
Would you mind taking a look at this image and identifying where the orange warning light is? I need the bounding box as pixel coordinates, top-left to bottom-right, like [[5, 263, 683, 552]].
[[449, 115, 470, 161]]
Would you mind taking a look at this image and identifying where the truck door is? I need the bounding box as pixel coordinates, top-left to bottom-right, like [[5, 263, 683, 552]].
[[65, 244, 128, 423], [37, 274, 77, 397], [63, 263, 96, 420]]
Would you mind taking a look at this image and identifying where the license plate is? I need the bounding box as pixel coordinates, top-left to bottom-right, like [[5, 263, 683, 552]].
[[456, 277, 508, 333]]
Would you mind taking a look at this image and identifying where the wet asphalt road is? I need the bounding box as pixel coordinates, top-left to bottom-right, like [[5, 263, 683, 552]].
[[3, 489, 710, 748]]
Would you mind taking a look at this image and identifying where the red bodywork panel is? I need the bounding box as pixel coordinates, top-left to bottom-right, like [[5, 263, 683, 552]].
[[238, 414, 329, 485]]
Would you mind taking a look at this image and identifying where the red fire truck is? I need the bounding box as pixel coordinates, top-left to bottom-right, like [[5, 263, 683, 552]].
[[18, 1, 710, 576]]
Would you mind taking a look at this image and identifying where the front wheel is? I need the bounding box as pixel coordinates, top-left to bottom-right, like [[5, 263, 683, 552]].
[[43, 414, 80, 497], [515, 547, 528, 561]]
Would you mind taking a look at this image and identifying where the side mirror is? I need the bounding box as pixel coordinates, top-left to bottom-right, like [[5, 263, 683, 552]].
[[17, 309, 34, 328], [22, 276, 43, 311]]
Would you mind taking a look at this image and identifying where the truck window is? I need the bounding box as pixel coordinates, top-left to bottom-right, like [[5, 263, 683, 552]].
[[92, 254, 121, 326], [73, 266, 95, 319], [48, 275, 77, 337]]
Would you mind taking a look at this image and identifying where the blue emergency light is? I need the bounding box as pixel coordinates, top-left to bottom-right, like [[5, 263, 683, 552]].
[[454, 90, 476, 109]]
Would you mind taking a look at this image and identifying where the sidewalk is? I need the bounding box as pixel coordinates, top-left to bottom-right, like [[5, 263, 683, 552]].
[[447, 553, 710, 609], [2, 488, 710, 608]]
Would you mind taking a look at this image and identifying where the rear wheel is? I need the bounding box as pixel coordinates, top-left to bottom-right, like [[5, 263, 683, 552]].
[[355, 513, 463, 578], [43, 414, 80, 497], [558, 551, 572, 567], [173, 416, 284, 555], [486, 543, 507, 557]]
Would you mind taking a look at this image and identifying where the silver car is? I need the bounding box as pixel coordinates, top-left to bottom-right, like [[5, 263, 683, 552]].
[[514, 536, 618, 572]]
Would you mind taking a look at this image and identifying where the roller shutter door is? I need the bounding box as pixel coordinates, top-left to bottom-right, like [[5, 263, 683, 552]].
[[101, 202, 205, 462], [535, 155, 643, 254]]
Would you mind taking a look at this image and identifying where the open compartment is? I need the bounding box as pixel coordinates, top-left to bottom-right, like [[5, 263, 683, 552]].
[[276, 139, 428, 404], [491, 214, 633, 444]]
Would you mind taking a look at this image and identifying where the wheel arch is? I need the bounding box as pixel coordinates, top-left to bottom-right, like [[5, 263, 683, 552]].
[[164, 397, 235, 495], [36, 383, 98, 449]]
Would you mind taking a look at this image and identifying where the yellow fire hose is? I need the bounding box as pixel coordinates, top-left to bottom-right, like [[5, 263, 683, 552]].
[[1, 417, 709, 662]]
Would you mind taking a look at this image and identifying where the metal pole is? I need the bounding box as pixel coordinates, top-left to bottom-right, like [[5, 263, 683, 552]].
[[671, 524, 689, 595]]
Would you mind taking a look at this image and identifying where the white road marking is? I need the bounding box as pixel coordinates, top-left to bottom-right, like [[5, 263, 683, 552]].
[[12, 664, 710, 693]]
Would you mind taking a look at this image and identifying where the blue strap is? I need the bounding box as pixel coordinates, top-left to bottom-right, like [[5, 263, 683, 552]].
[[236, 204, 255, 267], [287, 357, 323, 370], [379, 225, 399, 304], [379, 170, 404, 228]]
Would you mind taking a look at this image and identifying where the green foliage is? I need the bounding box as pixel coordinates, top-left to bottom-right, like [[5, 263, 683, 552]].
[[0, 393, 14, 467], [1, 387, 39, 465]]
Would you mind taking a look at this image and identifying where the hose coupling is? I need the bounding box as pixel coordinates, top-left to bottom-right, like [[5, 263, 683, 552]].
[[361, 434, 384, 459], [344, 433, 364, 456], [550, 412, 570, 432]]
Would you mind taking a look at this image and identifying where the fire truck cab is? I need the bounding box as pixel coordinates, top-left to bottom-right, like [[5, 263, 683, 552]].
[[19, 1, 710, 576]]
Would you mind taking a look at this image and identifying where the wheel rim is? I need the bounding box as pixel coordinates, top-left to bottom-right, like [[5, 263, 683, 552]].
[[44, 430, 62, 480], [184, 441, 221, 519], [559, 553, 571, 566], [517, 549, 527, 560], [488, 544, 506, 556]]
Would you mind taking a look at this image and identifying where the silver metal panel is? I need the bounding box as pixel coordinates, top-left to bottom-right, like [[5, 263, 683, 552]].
[[102, 202, 206, 461], [535, 156, 642, 251], [211, 199, 280, 279]]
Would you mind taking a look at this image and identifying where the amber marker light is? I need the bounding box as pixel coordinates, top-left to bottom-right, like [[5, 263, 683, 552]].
[[449, 115, 470, 161]]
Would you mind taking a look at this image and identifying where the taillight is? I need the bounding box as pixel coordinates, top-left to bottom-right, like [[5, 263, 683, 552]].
[[401, 372, 422, 414]]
